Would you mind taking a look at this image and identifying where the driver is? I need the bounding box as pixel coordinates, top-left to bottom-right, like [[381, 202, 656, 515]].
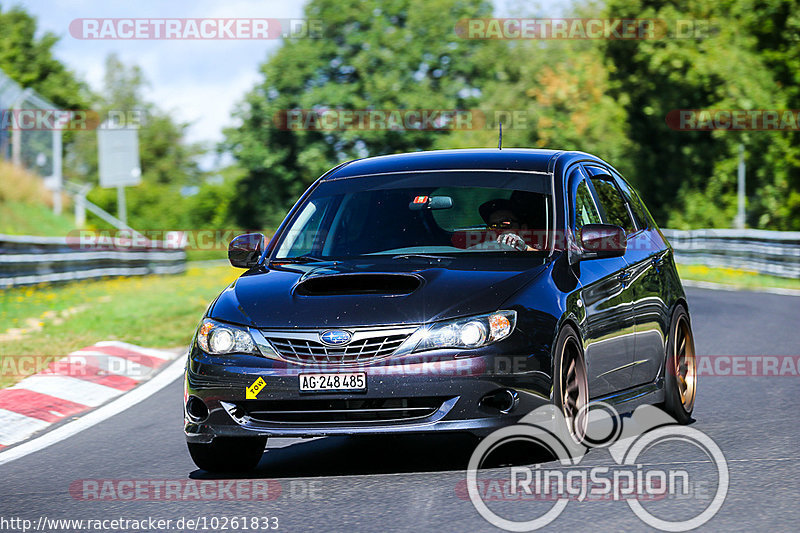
[[478, 198, 535, 252]]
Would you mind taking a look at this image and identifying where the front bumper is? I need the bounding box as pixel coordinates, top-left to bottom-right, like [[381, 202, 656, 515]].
[[184, 345, 552, 443]]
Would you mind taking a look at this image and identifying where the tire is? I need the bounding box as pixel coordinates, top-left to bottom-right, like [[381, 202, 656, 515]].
[[187, 437, 267, 473], [662, 305, 697, 424], [553, 325, 589, 444]]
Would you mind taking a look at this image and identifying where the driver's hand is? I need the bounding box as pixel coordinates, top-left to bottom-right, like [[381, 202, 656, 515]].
[[497, 232, 529, 252]]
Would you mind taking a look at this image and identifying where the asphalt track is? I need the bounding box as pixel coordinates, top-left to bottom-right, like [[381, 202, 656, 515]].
[[0, 287, 798, 532]]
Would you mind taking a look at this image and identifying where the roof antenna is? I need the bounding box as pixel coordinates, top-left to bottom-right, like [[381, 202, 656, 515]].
[[498, 122, 503, 150]]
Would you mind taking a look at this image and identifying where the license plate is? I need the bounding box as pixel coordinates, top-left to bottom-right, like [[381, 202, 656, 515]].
[[299, 372, 366, 392]]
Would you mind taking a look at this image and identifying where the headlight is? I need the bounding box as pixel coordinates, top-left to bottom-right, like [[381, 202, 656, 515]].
[[196, 318, 257, 355], [412, 310, 517, 352]]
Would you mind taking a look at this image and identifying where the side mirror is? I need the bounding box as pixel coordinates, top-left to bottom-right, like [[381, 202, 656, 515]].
[[578, 224, 627, 260], [228, 233, 266, 268]]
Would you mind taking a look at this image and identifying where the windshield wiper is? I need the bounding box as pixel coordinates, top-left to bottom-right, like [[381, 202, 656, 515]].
[[270, 255, 329, 264], [391, 253, 454, 261]]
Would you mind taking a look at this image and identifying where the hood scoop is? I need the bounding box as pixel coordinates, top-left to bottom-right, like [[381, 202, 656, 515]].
[[295, 273, 422, 296]]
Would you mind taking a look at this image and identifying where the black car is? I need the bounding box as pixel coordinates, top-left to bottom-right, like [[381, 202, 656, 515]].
[[184, 148, 697, 472]]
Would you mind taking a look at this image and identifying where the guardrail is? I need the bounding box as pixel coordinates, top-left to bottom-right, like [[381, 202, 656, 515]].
[[0, 233, 186, 289], [3, 228, 797, 288], [662, 228, 800, 279]]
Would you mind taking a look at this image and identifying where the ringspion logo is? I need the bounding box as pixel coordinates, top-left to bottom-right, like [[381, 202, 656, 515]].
[[466, 404, 728, 531]]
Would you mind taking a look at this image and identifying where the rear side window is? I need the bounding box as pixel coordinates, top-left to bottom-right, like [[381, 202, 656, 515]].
[[590, 177, 635, 234], [574, 180, 602, 228], [615, 176, 650, 230]]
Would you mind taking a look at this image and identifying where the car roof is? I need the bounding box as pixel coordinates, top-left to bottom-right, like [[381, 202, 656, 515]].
[[324, 148, 567, 180]]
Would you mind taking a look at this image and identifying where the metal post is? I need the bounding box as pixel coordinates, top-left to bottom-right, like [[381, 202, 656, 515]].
[[736, 144, 745, 229], [11, 109, 21, 167], [52, 127, 63, 215], [10, 88, 32, 167], [117, 185, 127, 226], [75, 192, 86, 227]]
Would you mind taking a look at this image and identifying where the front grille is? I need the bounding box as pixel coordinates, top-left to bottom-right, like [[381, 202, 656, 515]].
[[262, 328, 416, 365], [269, 334, 407, 364], [238, 397, 448, 424]]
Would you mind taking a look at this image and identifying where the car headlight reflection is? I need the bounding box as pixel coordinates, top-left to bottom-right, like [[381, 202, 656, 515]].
[[196, 319, 257, 355], [413, 310, 516, 352]]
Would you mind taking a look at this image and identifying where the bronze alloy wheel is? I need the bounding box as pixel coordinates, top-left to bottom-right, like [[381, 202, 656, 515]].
[[673, 314, 697, 412], [560, 334, 589, 443]]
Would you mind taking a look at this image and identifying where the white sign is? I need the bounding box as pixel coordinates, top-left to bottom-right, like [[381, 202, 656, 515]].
[[97, 126, 141, 188]]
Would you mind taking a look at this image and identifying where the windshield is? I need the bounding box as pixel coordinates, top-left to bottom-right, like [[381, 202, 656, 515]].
[[273, 171, 552, 260]]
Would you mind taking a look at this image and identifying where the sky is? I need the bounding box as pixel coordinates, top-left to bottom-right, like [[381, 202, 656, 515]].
[[17, 0, 566, 169]]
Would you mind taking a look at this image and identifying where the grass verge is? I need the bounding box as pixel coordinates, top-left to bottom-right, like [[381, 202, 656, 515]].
[[0, 160, 75, 236], [0, 200, 76, 237], [0, 265, 240, 388], [677, 264, 800, 291]]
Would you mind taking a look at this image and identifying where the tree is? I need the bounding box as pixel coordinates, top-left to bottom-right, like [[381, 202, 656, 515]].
[[224, 0, 499, 228], [74, 54, 208, 230], [602, 0, 800, 229], [0, 5, 89, 109], [734, 0, 800, 229], [440, 22, 632, 174]]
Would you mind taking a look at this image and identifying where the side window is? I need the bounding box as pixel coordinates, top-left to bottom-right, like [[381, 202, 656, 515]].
[[590, 177, 636, 234], [615, 175, 650, 230], [574, 179, 602, 229]]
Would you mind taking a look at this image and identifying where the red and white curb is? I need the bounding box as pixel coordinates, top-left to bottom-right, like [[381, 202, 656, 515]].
[[0, 341, 179, 449]]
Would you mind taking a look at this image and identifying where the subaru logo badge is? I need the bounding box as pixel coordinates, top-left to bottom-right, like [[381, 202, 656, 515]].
[[319, 330, 352, 346]]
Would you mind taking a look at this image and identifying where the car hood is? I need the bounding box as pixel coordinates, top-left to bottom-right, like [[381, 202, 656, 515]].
[[209, 259, 549, 328]]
